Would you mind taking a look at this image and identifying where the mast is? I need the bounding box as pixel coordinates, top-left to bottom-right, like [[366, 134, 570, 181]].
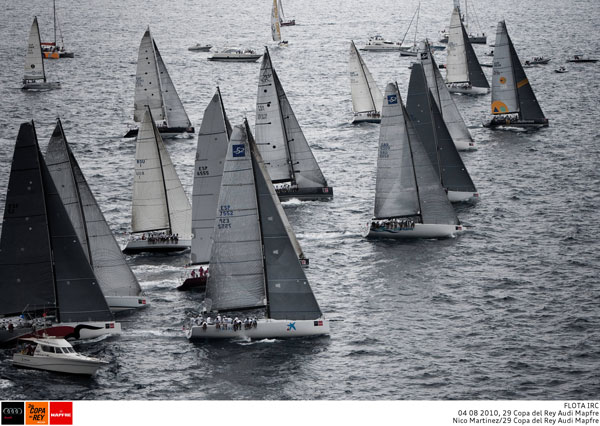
[[413, 2, 420, 48], [53, 0, 57, 45], [149, 106, 172, 233]]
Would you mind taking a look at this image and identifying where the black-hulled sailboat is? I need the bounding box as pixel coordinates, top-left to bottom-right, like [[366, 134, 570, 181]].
[[186, 120, 329, 339], [407, 62, 479, 203], [45, 119, 148, 312], [0, 122, 120, 344], [255, 47, 333, 201], [365, 83, 464, 239], [484, 21, 548, 128]]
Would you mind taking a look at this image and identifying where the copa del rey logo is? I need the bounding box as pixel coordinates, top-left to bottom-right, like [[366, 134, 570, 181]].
[[49, 402, 72, 425]]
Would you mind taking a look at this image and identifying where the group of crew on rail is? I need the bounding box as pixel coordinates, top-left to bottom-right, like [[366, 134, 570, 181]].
[[192, 314, 258, 331], [189, 266, 209, 279], [140, 232, 179, 244], [371, 217, 416, 230]]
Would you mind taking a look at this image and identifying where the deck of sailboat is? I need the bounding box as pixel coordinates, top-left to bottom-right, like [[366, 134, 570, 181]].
[[186, 318, 330, 340], [122, 239, 191, 255], [276, 186, 333, 201], [124, 126, 195, 139], [365, 223, 464, 239]]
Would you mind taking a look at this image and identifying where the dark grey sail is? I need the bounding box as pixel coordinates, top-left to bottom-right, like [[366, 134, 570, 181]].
[[0, 122, 56, 318], [247, 121, 322, 321], [463, 23, 489, 88], [406, 63, 477, 194]]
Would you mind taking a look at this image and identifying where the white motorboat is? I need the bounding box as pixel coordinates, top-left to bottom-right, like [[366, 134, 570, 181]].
[[13, 337, 108, 375], [360, 35, 404, 52], [188, 43, 212, 52], [208, 48, 262, 62], [23, 17, 60, 90], [554, 66, 568, 73]]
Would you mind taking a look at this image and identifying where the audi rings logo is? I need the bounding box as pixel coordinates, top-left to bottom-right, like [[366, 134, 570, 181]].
[[1, 401, 25, 425]]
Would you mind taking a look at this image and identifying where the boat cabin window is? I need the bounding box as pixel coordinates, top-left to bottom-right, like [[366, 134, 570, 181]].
[[66, 347, 75, 353], [41, 345, 55, 353]]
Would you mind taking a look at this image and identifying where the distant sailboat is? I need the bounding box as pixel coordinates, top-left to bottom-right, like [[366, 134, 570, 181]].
[[399, 3, 422, 57], [255, 47, 333, 201], [365, 83, 464, 239], [271, 0, 288, 46], [123, 107, 192, 254], [445, 7, 489, 95], [406, 63, 479, 203], [22, 17, 60, 91], [349, 40, 383, 124], [484, 21, 548, 128], [419, 44, 476, 151], [45, 119, 148, 312], [124, 27, 194, 139], [439, 0, 486, 44], [186, 120, 329, 339], [42, 0, 74, 59], [0, 122, 120, 345], [278, 0, 296, 26]]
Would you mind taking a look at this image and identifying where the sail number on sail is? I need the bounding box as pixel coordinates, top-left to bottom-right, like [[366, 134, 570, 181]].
[[218, 205, 233, 229]]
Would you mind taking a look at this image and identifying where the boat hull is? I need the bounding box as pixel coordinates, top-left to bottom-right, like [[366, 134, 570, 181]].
[[365, 223, 464, 239], [352, 112, 381, 124], [0, 321, 121, 344], [447, 190, 479, 203], [13, 354, 107, 375], [446, 84, 489, 95], [280, 20, 296, 26], [207, 55, 262, 62], [22, 81, 61, 91], [123, 126, 195, 139], [483, 118, 549, 128], [186, 318, 330, 340], [43, 51, 74, 59], [177, 276, 207, 291], [276, 186, 333, 201], [188, 46, 212, 52], [360, 45, 403, 52], [567, 59, 597, 63], [454, 139, 477, 151], [122, 239, 191, 255], [104, 295, 149, 313]]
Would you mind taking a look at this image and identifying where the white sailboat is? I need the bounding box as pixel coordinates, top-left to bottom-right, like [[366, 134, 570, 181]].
[[124, 27, 194, 139], [484, 21, 548, 128], [0, 122, 120, 345], [22, 17, 60, 91], [420, 44, 476, 151], [439, 0, 487, 44], [123, 107, 192, 254], [278, 0, 295, 26], [399, 3, 422, 57], [365, 83, 464, 239], [445, 7, 489, 95], [42, 0, 74, 59], [186, 120, 329, 340], [45, 119, 148, 312], [255, 47, 333, 201], [349, 40, 383, 124], [271, 0, 288, 46]]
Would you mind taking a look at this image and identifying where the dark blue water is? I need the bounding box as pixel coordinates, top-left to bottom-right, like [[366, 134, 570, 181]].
[[1, 0, 599, 400]]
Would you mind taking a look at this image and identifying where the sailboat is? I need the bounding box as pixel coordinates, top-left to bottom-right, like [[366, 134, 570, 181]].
[[278, 0, 295, 26], [406, 63, 479, 203], [365, 83, 464, 239], [45, 119, 148, 312], [399, 3, 422, 57], [42, 0, 74, 59], [420, 45, 476, 150], [445, 7, 489, 95], [0, 122, 121, 345], [439, 0, 486, 44], [484, 21, 548, 128], [349, 40, 383, 124], [22, 17, 61, 91], [255, 47, 333, 201], [123, 107, 192, 254], [271, 0, 288, 46], [124, 27, 194, 139], [186, 120, 329, 339]]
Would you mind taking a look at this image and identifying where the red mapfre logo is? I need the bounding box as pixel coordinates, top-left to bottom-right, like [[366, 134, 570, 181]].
[[49, 402, 72, 425]]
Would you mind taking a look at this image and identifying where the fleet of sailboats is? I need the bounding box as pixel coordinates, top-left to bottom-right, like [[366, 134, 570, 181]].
[[349, 41, 383, 123], [124, 27, 195, 139], [22, 17, 61, 91]]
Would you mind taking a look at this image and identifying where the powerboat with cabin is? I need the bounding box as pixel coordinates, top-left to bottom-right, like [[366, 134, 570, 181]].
[[188, 43, 212, 52], [208, 48, 262, 62]]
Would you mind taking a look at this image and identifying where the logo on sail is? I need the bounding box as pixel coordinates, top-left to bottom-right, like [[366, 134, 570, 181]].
[[491, 101, 509, 115], [232, 144, 246, 157], [387, 94, 398, 105], [499, 76, 507, 84]]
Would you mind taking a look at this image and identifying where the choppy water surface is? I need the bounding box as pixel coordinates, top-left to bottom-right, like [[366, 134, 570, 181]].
[[0, 0, 599, 400]]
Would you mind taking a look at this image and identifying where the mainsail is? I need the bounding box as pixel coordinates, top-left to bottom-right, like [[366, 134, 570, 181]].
[[0, 122, 113, 322], [491, 21, 545, 121], [46, 120, 142, 298], [255, 47, 328, 189], [131, 108, 191, 237], [349, 41, 383, 115], [190, 88, 231, 265], [24, 17, 46, 82], [271, 0, 283, 43], [406, 63, 477, 195]]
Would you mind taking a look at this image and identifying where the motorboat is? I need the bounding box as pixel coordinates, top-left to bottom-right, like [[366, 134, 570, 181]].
[[554, 66, 568, 73], [529, 56, 551, 65], [360, 35, 403, 52], [208, 48, 262, 62], [188, 43, 212, 52], [13, 337, 108, 375], [567, 54, 598, 63]]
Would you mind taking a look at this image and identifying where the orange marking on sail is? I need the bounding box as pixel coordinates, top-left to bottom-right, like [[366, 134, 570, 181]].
[[516, 79, 529, 88]]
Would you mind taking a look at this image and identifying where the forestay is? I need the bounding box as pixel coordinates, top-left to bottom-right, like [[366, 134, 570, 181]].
[[154, 41, 192, 128], [24, 17, 45, 82], [133, 28, 165, 123], [190, 89, 231, 265], [205, 125, 267, 312], [349, 41, 383, 114]]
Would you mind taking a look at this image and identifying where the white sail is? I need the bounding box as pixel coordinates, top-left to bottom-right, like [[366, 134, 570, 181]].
[[154, 41, 192, 129], [421, 49, 474, 148], [375, 84, 420, 219], [190, 89, 230, 265], [205, 125, 266, 312], [446, 8, 469, 83], [491, 21, 519, 114], [271, 0, 282, 43], [349, 41, 383, 114], [277, 0, 286, 21], [24, 17, 45, 82], [133, 28, 165, 123]]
